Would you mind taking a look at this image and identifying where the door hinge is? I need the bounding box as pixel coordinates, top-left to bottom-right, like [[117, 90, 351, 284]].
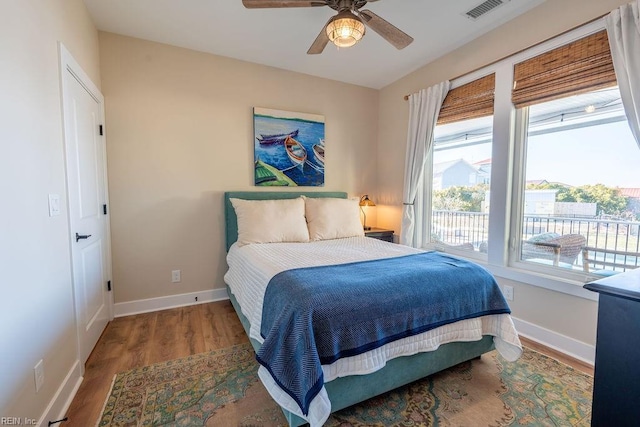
[[99, 125, 103, 136], [107, 280, 112, 292], [103, 204, 108, 215]]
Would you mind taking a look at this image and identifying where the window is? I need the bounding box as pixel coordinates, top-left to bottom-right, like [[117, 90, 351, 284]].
[[420, 23, 640, 295], [431, 115, 493, 254], [428, 74, 495, 255], [515, 86, 640, 275], [509, 29, 639, 277]]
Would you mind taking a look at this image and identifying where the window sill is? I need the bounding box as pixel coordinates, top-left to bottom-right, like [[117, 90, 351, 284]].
[[481, 262, 598, 301], [426, 244, 598, 301]]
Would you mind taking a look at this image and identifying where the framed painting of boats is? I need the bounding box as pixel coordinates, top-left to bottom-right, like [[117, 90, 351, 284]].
[[253, 107, 325, 187]]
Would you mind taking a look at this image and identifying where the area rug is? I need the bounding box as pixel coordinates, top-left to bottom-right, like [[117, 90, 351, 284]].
[[97, 342, 592, 426]]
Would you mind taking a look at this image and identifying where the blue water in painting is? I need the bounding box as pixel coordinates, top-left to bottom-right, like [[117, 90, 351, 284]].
[[254, 115, 325, 186]]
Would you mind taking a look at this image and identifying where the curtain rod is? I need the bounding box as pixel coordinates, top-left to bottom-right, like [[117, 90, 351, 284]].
[[402, 12, 608, 101]]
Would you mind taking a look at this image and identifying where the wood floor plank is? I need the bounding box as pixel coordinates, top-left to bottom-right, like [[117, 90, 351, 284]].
[[148, 308, 184, 364], [181, 304, 206, 355], [126, 311, 157, 368], [200, 301, 218, 353], [64, 300, 591, 426]]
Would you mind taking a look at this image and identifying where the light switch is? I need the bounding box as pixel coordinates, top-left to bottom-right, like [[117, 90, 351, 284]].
[[48, 194, 61, 216]]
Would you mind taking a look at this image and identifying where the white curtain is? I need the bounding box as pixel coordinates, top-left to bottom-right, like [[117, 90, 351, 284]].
[[400, 81, 450, 247], [606, 0, 640, 148]]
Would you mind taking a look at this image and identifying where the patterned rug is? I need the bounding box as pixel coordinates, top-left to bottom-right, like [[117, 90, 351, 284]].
[[97, 342, 592, 426]]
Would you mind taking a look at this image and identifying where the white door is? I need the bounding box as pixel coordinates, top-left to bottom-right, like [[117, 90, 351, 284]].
[[60, 45, 112, 365]]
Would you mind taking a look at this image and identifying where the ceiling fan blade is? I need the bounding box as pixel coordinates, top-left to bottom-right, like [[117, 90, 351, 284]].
[[307, 19, 331, 54], [242, 0, 327, 8], [358, 9, 413, 50]]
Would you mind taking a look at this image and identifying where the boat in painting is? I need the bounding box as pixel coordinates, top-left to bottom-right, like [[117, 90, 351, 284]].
[[254, 160, 277, 185], [256, 129, 299, 145], [254, 159, 296, 186], [313, 139, 325, 166], [284, 136, 307, 170]]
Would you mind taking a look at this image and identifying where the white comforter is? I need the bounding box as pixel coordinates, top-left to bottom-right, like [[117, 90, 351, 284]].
[[224, 237, 522, 426]]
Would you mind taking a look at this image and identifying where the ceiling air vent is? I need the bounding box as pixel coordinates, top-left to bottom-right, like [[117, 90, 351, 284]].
[[465, 0, 509, 20]]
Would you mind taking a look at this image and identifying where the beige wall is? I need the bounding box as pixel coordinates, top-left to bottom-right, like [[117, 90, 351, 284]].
[[377, 0, 629, 349], [99, 32, 379, 303], [502, 278, 598, 345], [0, 0, 100, 419]]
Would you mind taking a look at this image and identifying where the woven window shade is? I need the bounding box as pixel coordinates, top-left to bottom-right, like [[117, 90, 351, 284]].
[[512, 30, 617, 109], [437, 74, 495, 125]]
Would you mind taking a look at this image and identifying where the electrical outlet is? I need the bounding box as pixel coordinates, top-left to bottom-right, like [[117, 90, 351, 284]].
[[171, 270, 181, 283], [34, 359, 44, 392], [503, 285, 514, 301]]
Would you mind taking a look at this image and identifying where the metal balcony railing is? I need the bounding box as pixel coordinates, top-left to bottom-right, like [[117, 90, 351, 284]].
[[431, 210, 640, 273]]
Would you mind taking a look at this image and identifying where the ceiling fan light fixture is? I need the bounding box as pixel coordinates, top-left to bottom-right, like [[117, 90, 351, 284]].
[[326, 11, 365, 48]]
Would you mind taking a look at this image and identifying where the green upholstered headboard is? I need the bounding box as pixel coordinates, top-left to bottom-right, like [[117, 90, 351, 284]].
[[224, 191, 348, 251]]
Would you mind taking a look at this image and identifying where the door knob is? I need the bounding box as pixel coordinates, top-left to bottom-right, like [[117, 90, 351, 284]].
[[75, 232, 92, 242]]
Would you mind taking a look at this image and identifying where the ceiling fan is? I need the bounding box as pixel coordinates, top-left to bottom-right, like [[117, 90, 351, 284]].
[[242, 0, 414, 54]]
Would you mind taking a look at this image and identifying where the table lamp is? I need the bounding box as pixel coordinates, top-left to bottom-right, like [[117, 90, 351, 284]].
[[359, 195, 376, 231]]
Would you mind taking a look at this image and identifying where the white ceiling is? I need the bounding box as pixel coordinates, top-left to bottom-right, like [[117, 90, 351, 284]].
[[84, 0, 545, 89]]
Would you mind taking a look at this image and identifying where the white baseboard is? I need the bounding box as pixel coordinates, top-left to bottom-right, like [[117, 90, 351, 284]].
[[114, 288, 229, 317], [512, 316, 595, 365], [37, 360, 82, 427]]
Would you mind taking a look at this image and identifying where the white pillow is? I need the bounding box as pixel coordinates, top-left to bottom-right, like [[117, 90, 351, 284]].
[[230, 197, 309, 246], [303, 197, 365, 241]]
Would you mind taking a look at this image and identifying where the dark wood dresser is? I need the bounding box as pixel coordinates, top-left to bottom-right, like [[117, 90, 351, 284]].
[[583, 268, 640, 426]]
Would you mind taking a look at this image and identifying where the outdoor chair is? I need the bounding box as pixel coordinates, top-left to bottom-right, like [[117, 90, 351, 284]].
[[521, 233, 587, 266], [431, 234, 475, 251], [582, 246, 640, 276], [447, 242, 475, 251]]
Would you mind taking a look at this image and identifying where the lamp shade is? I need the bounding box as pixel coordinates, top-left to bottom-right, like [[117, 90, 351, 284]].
[[326, 11, 366, 48], [359, 195, 375, 207]]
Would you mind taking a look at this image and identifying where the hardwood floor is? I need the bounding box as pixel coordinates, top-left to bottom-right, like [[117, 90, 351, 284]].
[[64, 301, 248, 427], [64, 301, 593, 426], [519, 336, 594, 376]]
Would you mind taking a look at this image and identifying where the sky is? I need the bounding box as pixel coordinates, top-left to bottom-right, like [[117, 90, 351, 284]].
[[526, 121, 639, 188], [434, 119, 640, 188]]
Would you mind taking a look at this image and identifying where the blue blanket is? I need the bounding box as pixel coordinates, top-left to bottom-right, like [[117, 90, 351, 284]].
[[256, 251, 510, 416]]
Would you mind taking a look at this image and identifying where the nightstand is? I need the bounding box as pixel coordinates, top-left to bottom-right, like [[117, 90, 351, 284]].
[[364, 228, 394, 243]]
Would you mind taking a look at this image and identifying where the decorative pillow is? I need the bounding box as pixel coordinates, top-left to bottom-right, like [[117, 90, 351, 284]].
[[527, 232, 560, 243], [303, 196, 365, 241], [230, 197, 309, 246]]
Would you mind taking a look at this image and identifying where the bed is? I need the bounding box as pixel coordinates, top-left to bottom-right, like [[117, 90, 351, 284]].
[[223, 191, 522, 427]]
